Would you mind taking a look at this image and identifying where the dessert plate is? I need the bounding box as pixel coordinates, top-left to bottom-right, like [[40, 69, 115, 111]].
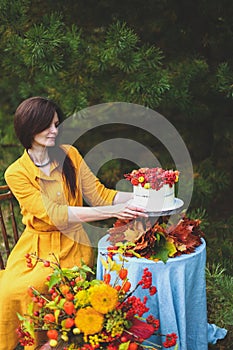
[[146, 198, 184, 216]]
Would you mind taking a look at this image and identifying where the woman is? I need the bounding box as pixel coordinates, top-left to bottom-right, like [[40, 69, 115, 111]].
[[0, 97, 147, 350]]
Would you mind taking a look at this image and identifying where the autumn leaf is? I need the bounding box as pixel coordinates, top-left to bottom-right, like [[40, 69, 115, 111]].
[[124, 228, 143, 242]]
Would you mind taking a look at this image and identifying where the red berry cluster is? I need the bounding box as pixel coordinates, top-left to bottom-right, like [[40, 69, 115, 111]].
[[146, 315, 160, 331], [31, 294, 47, 308], [25, 253, 33, 268], [122, 295, 149, 318], [138, 268, 157, 296], [138, 268, 152, 288], [16, 326, 35, 346], [162, 333, 178, 348], [48, 286, 61, 301], [149, 285, 157, 296], [25, 253, 51, 268], [28, 286, 47, 308]]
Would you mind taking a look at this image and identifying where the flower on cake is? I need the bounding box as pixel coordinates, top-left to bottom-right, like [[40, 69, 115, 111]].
[[16, 253, 178, 349], [124, 167, 179, 190]]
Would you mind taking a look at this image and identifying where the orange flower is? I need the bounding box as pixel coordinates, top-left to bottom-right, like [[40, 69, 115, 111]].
[[89, 284, 118, 314], [74, 307, 104, 335]]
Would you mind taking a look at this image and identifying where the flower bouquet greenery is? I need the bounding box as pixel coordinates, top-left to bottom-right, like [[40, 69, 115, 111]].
[[17, 253, 178, 350]]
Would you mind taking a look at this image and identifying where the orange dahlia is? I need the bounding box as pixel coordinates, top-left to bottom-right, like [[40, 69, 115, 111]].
[[74, 307, 104, 335], [89, 283, 118, 314]]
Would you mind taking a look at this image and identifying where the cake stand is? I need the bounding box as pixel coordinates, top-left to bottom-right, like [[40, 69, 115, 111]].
[[146, 197, 184, 217]]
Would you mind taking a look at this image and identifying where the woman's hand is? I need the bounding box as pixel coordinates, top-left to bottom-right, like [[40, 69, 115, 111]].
[[110, 202, 148, 220]]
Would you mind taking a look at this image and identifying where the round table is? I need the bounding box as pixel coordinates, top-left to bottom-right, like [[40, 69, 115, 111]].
[[96, 235, 227, 350]]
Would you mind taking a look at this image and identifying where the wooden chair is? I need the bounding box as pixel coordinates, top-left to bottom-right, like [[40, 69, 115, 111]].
[[0, 185, 20, 269]]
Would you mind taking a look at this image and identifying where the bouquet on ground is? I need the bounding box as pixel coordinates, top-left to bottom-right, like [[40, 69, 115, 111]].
[[17, 253, 178, 349], [107, 216, 204, 263]]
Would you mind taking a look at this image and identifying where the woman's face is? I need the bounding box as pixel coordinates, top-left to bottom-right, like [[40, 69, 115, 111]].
[[32, 112, 59, 148]]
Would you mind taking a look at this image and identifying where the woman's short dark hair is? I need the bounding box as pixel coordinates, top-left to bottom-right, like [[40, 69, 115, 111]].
[[14, 96, 77, 197], [14, 96, 64, 149]]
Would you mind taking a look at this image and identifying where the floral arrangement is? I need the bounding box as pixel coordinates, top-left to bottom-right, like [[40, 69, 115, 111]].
[[17, 253, 178, 349], [107, 216, 204, 263], [124, 168, 179, 190]]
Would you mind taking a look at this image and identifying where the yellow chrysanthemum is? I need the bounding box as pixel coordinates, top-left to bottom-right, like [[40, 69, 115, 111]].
[[138, 176, 145, 182], [144, 182, 151, 189], [74, 307, 104, 335], [75, 289, 90, 308], [89, 283, 118, 314]]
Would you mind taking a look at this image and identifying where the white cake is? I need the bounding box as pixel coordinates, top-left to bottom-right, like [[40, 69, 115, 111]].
[[133, 183, 175, 211], [124, 167, 179, 212]]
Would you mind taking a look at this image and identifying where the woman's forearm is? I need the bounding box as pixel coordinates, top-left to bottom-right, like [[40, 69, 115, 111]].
[[68, 205, 114, 223], [68, 200, 147, 223]]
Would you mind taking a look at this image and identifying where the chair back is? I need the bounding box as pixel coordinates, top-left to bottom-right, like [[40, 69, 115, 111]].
[[0, 185, 19, 269]]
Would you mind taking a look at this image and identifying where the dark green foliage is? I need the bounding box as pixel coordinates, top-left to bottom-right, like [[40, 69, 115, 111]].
[[216, 63, 233, 98], [206, 264, 233, 350]]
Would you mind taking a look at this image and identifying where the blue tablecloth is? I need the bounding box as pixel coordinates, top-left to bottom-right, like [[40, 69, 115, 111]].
[[96, 235, 227, 350]]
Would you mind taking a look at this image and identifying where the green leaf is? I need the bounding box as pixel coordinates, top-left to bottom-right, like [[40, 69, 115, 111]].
[[46, 299, 62, 310], [54, 308, 60, 323], [119, 340, 130, 350], [127, 250, 142, 258], [99, 257, 109, 271], [166, 241, 177, 257], [17, 312, 26, 321], [57, 298, 66, 309], [48, 274, 61, 289], [23, 319, 35, 338], [83, 280, 90, 289], [27, 302, 34, 316], [152, 246, 170, 263]]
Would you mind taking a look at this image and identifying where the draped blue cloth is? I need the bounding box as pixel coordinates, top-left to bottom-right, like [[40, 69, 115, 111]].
[[96, 235, 227, 350]]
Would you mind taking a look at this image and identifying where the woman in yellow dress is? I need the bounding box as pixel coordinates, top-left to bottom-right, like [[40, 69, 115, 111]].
[[0, 96, 147, 350]]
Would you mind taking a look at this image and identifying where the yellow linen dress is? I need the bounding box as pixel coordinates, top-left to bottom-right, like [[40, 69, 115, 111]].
[[0, 145, 117, 350]]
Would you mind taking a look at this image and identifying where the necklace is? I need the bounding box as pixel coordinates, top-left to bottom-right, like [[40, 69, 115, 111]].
[[34, 159, 51, 167]]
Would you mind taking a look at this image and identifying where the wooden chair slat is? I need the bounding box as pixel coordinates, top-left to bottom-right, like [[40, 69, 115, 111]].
[[0, 185, 20, 269], [0, 205, 11, 254]]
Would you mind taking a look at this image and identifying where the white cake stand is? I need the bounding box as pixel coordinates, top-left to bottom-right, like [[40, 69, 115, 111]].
[[146, 198, 184, 217]]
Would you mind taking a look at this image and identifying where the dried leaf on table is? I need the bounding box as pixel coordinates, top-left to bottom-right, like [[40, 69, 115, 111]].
[[107, 216, 204, 261]]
